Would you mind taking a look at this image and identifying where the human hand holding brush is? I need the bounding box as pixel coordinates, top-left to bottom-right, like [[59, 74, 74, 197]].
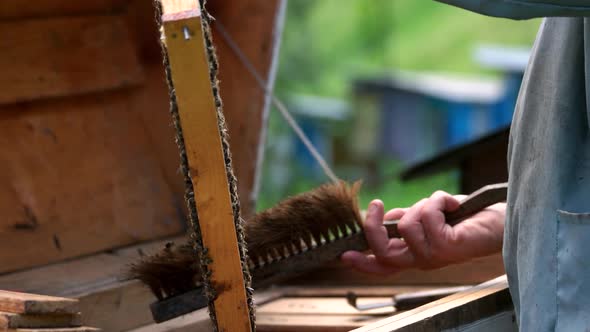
[[341, 191, 506, 275], [126, 181, 508, 323]]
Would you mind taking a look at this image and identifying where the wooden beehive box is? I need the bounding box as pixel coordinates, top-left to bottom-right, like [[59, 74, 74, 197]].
[[0, 1, 510, 331], [0, 0, 284, 331]]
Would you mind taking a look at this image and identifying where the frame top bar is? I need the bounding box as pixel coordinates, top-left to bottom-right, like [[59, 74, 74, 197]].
[[161, 0, 201, 21]]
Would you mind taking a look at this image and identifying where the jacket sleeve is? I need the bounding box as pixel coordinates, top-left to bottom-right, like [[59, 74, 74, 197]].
[[436, 0, 590, 19]]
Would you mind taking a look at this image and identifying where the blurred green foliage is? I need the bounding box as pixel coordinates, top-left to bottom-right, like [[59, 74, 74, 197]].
[[275, 0, 541, 98], [257, 0, 540, 212]]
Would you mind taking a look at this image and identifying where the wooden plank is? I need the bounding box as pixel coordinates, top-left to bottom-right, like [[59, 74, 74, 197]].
[[0, 0, 125, 19], [208, 0, 285, 217], [0, 236, 184, 332], [0, 291, 78, 315], [0, 234, 282, 332], [351, 275, 512, 332], [289, 253, 505, 286], [258, 297, 395, 316], [126, 308, 213, 332], [160, 2, 252, 331], [0, 312, 81, 329], [128, 65, 187, 216], [0, 91, 185, 274], [280, 286, 447, 298], [0, 15, 144, 105], [7, 328, 99, 332], [256, 314, 383, 332]]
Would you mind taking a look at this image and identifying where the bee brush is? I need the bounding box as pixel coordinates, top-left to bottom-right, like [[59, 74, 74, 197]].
[[125, 181, 507, 323], [249, 181, 507, 287]]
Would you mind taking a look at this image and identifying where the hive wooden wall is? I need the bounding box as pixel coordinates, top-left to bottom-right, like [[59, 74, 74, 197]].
[[0, 0, 282, 274]]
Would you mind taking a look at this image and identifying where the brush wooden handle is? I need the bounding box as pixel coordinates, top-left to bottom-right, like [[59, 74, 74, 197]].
[[384, 182, 508, 238], [252, 182, 508, 288]]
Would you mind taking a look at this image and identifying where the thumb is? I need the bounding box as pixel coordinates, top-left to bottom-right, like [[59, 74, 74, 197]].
[[384, 208, 407, 221]]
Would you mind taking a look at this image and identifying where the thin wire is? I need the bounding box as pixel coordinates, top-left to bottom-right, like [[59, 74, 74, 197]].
[[213, 21, 340, 184]]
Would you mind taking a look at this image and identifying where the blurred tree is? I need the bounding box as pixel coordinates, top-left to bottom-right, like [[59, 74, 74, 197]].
[[275, 0, 540, 98]]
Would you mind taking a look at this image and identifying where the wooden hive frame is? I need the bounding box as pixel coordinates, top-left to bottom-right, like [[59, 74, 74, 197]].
[[157, 0, 254, 330]]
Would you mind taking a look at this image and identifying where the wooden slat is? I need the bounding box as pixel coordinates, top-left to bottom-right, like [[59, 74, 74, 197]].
[[256, 314, 383, 332], [0, 15, 144, 105], [258, 297, 395, 316], [0, 236, 184, 332], [289, 253, 505, 286], [351, 275, 512, 332], [0, 291, 78, 315], [7, 327, 100, 332], [208, 0, 285, 217], [161, 2, 252, 331], [161, 0, 200, 20], [0, 0, 125, 19], [0, 312, 81, 329], [0, 234, 282, 332], [0, 91, 184, 274], [280, 286, 446, 298], [127, 308, 212, 332]]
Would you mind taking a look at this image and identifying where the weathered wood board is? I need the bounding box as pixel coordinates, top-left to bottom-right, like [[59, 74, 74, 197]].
[[256, 314, 382, 332], [290, 253, 505, 286], [352, 275, 512, 332], [258, 297, 395, 316], [0, 291, 78, 315], [6, 328, 99, 332], [0, 0, 125, 19], [0, 91, 185, 274], [0, 15, 143, 105], [0, 311, 81, 329], [0, 236, 184, 332]]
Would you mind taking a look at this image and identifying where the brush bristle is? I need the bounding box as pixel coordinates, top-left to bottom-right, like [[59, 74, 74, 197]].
[[125, 180, 363, 299], [245, 180, 362, 267], [123, 242, 202, 301]]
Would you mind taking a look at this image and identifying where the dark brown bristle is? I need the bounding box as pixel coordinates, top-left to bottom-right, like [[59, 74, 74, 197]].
[[244, 180, 362, 267], [123, 242, 202, 301], [125, 180, 363, 298]]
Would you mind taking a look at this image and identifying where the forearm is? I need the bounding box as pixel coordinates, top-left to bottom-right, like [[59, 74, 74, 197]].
[[436, 0, 590, 19]]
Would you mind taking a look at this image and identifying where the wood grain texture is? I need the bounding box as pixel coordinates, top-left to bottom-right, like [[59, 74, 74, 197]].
[[258, 297, 395, 316], [0, 235, 282, 332], [0, 236, 186, 332], [127, 308, 212, 332], [0, 0, 125, 19], [208, 0, 284, 217], [0, 291, 78, 315], [351, 276, 511, 332], [161, 10, 252, 332], [0, 312, 81, 329], [161, 0, 200, 21], [0, 91, 184, 274], [128, 64, 187, 217], [7, 328, 100, 332], [288, 253, 505, 286], [256, 314, 383, 332], [0, 15, 143, 105]]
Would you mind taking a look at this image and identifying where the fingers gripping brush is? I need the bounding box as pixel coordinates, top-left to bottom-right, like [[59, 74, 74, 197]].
[[126, 181, 507, 323]]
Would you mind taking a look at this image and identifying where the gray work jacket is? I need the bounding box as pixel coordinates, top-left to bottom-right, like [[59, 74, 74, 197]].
[[437, 1, 590, 331]]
